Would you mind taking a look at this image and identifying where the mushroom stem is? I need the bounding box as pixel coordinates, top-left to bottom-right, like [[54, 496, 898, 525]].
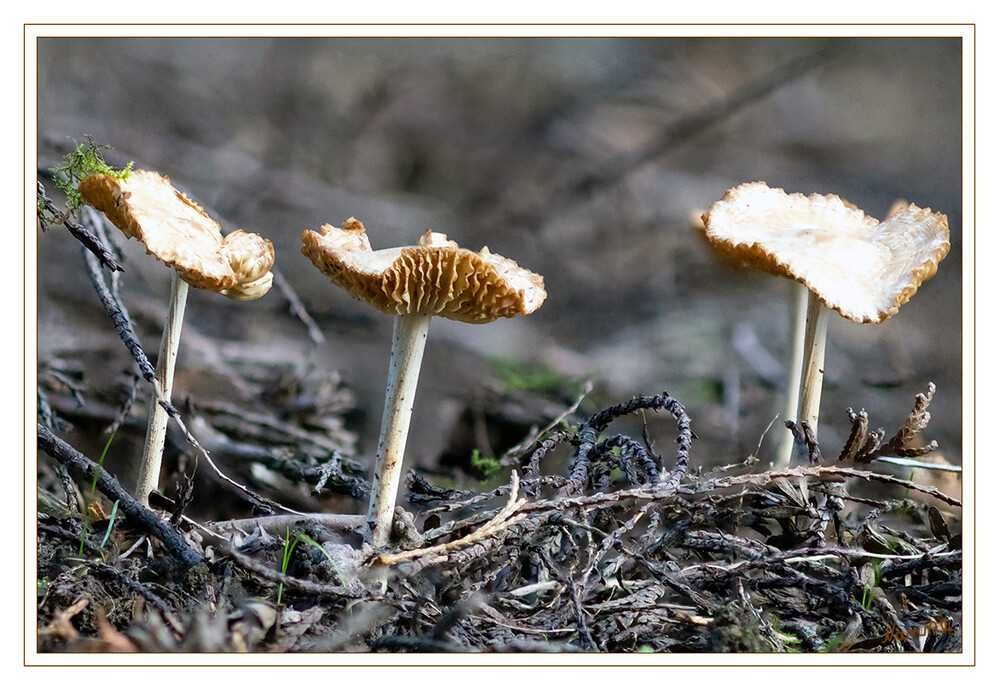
[[796, 289, 830, 438], [135, 272, 189, 507], [777, 282, 809, 467], [367, 312, 432, 548]]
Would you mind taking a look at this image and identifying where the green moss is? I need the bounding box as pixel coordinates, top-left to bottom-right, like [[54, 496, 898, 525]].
[[49, 137, 133, 215], [818, 631, 848, 653], [470, 449, 503, 480], [769, 617, 803, 651], [488, 356, 576, 394]]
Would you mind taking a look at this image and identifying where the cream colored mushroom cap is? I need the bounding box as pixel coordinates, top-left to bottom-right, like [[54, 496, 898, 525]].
[[78, 170, 275, 301], [701, 181, 950, 324], [301, 218, 547, 324]]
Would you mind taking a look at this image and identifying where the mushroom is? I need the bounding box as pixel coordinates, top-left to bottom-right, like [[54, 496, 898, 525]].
[[700, 181, 949, 466], [302, 218, 546, 548], [79, 169, 275, 506]]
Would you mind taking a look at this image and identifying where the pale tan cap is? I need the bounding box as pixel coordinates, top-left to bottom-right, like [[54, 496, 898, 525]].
[[301, 218, 547, 324], [78, 170, 275, 301], [701, 182, 950, 324]]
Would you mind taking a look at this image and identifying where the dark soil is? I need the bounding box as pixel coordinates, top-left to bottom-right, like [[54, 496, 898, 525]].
[[34, 36, 963, 655]]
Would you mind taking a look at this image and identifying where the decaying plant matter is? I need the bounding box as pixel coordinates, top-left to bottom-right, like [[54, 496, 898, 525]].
[[38, 381, 960, 653], [838, 383, 940, 464]]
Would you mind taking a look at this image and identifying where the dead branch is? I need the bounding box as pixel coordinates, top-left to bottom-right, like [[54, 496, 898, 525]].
[[38, 180, 123, 273], [562, 392, 693, 497], [378, 471, 528, 565], [839, 383, 941, 463], [37, 423, 204, 571]]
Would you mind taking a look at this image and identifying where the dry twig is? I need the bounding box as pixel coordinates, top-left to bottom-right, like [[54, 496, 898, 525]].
[[378, 471, 528, 565]]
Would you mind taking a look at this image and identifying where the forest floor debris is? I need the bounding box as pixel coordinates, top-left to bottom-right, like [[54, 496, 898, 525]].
[[37, 381, 961, 654]]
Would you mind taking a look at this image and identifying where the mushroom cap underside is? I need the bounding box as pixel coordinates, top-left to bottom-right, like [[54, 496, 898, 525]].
[[301, 219, 547, 324], [79, 170, 275, 300], [701, 182, 950, 323]]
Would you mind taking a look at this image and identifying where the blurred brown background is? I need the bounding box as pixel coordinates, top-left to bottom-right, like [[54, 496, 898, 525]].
[[35, 36, 963, 514]]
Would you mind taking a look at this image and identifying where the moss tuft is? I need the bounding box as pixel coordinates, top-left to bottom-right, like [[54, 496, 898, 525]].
[[470, 448, 503, 480], [50, 137, 133, 214]]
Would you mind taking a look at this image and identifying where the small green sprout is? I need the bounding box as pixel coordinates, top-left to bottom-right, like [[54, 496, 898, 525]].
[[276, 530, 346, 606], [99, 500, 120, 550], [861, 558, 883, 611], [79, 430, 115, 555], [277, 527, 301, 606], [470, 448, 503, 480], [297, 533, 347, 584]]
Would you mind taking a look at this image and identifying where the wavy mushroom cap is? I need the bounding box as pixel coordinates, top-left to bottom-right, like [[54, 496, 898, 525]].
[[301, 218, 547, 324], [219, 229, 276, 300], [79, 170, 275, 300], [701, 181, 950, 324]]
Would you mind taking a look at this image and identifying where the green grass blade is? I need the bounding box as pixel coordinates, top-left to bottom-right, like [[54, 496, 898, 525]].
[[100, 500, 119, 549]]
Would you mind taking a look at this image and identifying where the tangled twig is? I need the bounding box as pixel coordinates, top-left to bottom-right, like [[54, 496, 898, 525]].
[[562, 392, 693, 497], [378, 471, 528, 566]]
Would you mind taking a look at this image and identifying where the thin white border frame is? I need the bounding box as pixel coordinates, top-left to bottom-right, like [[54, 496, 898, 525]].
[[23, 23, 975, 669]]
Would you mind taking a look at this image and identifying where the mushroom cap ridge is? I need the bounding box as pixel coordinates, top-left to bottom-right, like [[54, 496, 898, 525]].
[[701, 181, 950, 324], [301, 218, 547, 324], [79, 170, 275, 300]]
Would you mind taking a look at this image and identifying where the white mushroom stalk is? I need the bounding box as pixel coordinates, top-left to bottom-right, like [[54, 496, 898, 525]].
[[700, 182, 950, 469], [797, 288, 830, 437], [778, 283, 809, 463], [368, 309, 432, 547], [79, 169, 275, 507], [136, 271, 189, 507], [302, 219, 546, 549]]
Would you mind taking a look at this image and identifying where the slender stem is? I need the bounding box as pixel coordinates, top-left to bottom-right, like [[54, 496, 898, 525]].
[[797, 290, 830, 437], [135, 272, 189, 507], [367, 313, 432, 548], [777, 283, 809, 467]]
